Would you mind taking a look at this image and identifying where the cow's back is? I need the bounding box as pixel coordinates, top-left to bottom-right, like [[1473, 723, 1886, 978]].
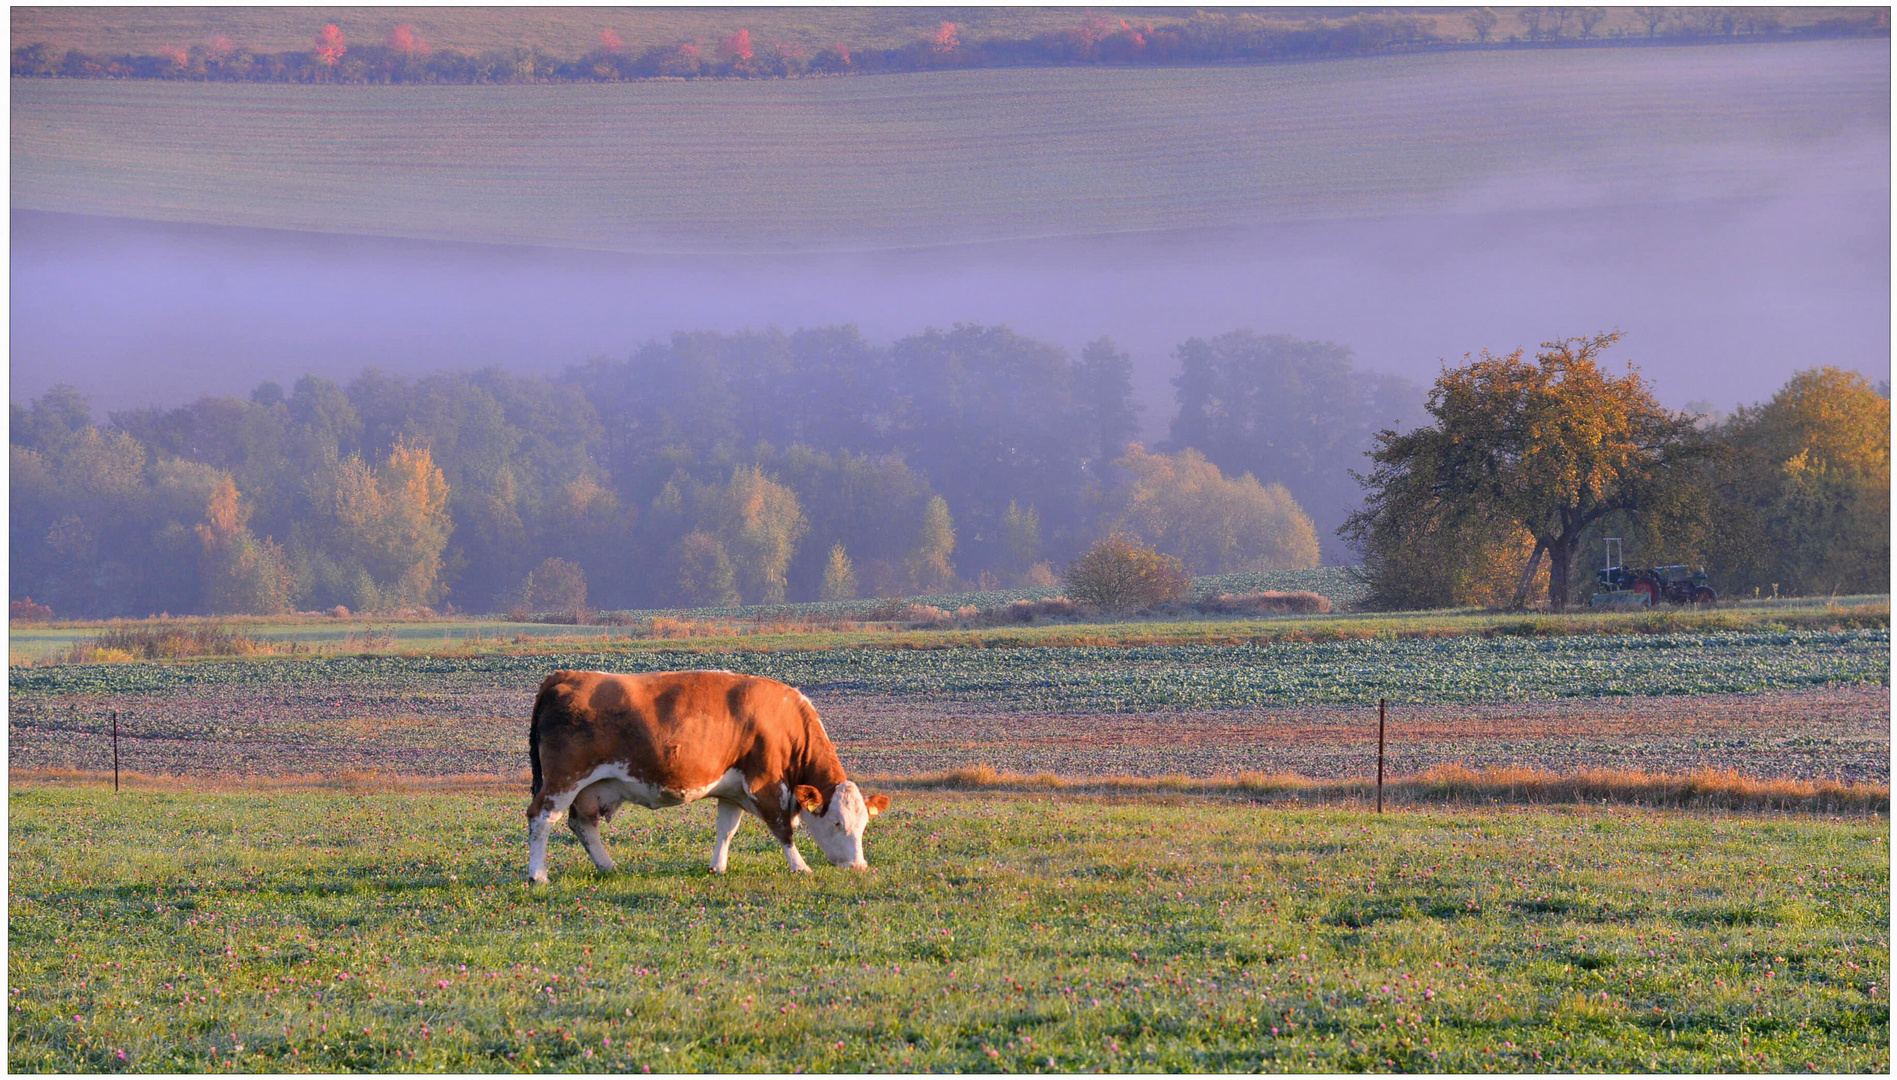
[[531, 669, 801, 800]]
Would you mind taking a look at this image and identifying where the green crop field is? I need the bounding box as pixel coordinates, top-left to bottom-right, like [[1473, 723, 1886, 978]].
[[7, 787, 1887, 1072], [12, 628, 1887, 710], [12, 40, 1888, 253]]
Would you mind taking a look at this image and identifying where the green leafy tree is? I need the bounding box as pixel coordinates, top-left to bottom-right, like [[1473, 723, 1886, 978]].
[[1114, 445, 1319, 573], [1002, 500, 1042, 573], [1343, 333, 1708, 611], [1167, 331, 1425, 563], [665, 531, 741, 608], [908, 495, 958, 594], [195, 474, 295, 615], [1707, 367, 1889, 596], [820, 543, 858, 601], [696, 465, 808, 604], [513, 556, 588, 620], [317, 441, 453, 610]]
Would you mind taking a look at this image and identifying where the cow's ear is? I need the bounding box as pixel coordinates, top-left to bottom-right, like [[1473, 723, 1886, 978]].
[[794, 785, 824, 813], [865, 793, 890, 817]]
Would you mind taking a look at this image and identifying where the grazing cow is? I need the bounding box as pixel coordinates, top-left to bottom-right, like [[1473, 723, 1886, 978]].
[[526, 669, 889, 882]]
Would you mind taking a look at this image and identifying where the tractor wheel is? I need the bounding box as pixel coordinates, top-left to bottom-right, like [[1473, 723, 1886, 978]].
[[1692, 586, 1717, 607], [1631, 580, 1658, 607]]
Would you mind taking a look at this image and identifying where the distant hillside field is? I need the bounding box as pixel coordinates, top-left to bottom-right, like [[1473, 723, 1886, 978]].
[[6, 6, 1205, 55], [13, 6, 1796, 58], [11, 40, 1887, 254]]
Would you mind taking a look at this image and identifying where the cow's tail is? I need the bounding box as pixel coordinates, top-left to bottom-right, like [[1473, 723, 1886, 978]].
[[527, 677, 558, 815], [529, 703, 544, 799]]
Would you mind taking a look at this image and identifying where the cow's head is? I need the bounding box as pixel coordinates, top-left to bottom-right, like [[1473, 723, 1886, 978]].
[[793, 780, 890, 869]]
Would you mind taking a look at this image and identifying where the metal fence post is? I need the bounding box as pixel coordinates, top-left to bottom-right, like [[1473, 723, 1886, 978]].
[[112, 710, 120, 793]]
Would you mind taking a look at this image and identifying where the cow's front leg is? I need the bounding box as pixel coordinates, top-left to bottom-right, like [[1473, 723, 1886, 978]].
[[527, 811, 553, 884], [759, 803, 813, 874], [710, 801, 744, 873], [781, 840, 812, 874]]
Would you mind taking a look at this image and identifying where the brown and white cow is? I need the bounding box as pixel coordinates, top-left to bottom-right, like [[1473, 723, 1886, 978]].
[[525, 669, 889, 882]]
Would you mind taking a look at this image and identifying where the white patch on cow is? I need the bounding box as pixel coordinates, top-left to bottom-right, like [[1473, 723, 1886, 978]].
[[805, 780, 871, 869], [527, 813, 554, 884], [558, 761, 748, 811], [782, 841, 812, 873], [779, 782, 793, 811]]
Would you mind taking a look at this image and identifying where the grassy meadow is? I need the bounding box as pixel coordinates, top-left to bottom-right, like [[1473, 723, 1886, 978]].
[[13, 40, 1888, 253], [8, 786, 1888, 1073]]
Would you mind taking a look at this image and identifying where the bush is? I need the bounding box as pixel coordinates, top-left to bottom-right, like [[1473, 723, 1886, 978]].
[[9, 597, 53, 622], [900, 603, 954, 628], [1194, 590, 1332, 615], [993, 597, 1079, 624], [1063, 535, 1191, 611], [69, 621, 257, 661]]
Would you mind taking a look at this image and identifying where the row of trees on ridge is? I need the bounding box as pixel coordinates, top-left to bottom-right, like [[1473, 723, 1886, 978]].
[[13, 9, 1885, 84]]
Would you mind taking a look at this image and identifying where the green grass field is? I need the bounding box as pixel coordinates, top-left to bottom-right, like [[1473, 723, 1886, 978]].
[[7, 786, 1886, 1072], [13, 40, 1887, 253]]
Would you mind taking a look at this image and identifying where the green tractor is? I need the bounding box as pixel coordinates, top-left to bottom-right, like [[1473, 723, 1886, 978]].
[[1589, 538, 1717, 609]]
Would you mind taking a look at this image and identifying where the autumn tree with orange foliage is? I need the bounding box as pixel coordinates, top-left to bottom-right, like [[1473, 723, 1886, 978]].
[[1705, 367, 1890, 596], [195, 474, 295, 614], [314, 441, 452, 611], [1345, 333, 1709, 611]]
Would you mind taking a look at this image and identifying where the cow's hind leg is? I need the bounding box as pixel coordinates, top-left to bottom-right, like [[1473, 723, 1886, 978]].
[[568, 782, 620, 873], [710, 801, 744, 874]]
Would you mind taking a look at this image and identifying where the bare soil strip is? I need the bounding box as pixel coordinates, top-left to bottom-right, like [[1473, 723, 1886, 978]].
[[10, 686, 1885, 787]]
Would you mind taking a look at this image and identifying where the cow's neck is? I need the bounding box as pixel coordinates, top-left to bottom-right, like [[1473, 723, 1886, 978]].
[[793, 715, 849, 797]]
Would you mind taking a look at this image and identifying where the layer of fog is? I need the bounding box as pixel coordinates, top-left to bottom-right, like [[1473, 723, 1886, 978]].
[[12, 142, 1888, 435]]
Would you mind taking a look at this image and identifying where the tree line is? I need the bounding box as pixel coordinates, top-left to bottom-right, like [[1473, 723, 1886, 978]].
[[14, 323, 1886, 620], [13, 323, 1408, 619], [1344, 335, 1889, 611], [13, 9, 1886, 85]]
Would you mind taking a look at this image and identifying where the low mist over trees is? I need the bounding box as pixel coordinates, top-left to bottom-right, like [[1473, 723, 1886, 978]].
[[1168, 331, 1428, 562], [10, 321, 1885, 617]]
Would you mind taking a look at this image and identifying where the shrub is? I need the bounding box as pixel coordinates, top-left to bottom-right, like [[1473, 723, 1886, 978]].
[[1194, 590, 1332, 615], [900, 603, 953, 628], [9, 597, 53, 622], [1064, 535, 1191, 611], [69, 621, 257, 661], [992, 597, 1079, 624]]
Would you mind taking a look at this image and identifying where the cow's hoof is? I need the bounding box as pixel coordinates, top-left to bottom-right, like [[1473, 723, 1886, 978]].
[[528, 873, 549, 886]]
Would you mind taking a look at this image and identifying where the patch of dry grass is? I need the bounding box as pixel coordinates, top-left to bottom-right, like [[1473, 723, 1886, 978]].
[[18, 763, 1884, 815], [867, 763, 1890, 814]]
